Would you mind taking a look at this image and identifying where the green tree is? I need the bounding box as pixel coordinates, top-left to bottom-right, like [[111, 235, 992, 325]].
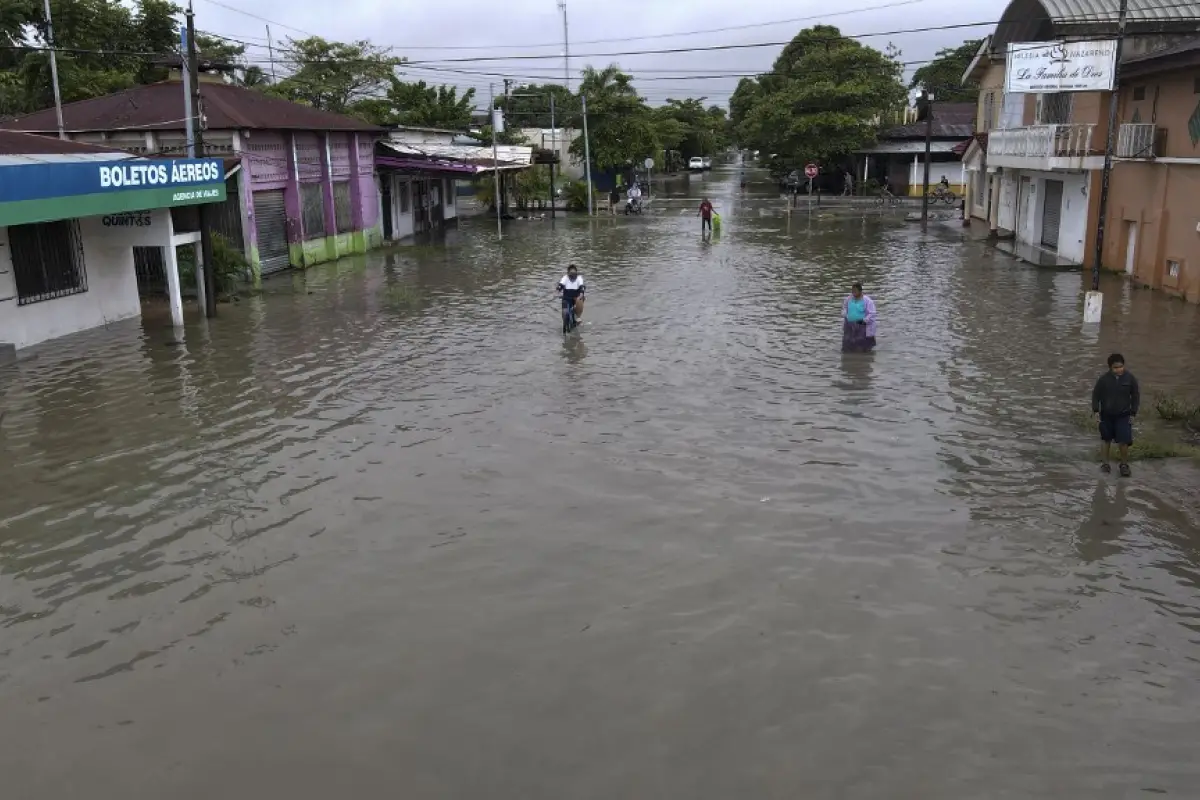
[[270, 37, 399, 114], [0, 0, 182, 117], [653, 97, 726, 160], [736, 26, 906, 174], [569, 64, 658, 171], [353, 77, 475, 128], [497, 82, 575, 128], [908, 39, 983, 103]]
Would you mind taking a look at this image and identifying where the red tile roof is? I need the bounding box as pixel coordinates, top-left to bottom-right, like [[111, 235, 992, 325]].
[[0, 80, 385, 135], [0, 131, 130, 155]]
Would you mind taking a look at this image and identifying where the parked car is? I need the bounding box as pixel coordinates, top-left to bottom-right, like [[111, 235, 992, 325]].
[[688, 156, 705, 171], [702, 157, 713, 170]]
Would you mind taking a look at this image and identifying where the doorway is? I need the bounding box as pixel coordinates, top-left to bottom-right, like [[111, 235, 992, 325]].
[[1041, 179, 1064, 250], [1124, 221, 1138, 275]]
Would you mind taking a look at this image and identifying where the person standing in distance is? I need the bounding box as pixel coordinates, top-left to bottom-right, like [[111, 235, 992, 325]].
[[1091, 352, 1140, 477], [556, 264, 586, 334], [698, 197, 714, 235]]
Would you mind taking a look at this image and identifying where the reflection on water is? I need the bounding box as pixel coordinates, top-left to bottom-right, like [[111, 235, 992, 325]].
[[3, 162, 1200, 798]]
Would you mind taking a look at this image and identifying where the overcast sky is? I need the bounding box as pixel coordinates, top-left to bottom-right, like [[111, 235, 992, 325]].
[[191, 0, 1013, 109]]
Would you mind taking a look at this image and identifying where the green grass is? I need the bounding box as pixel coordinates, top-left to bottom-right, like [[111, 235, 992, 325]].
[[1067, 408, 1200, 461]]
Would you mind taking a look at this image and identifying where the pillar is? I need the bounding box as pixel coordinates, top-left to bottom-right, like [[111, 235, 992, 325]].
[[348, 132, 365, 230], [284, 133, 303, 257], [163, 213, 184, 328], [321, 133, 337, 257]]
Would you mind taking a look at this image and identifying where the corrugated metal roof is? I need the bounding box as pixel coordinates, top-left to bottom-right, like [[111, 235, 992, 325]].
[[1037, 0, 1200, 23], [0, 131, 134, 156], [993, 0, 1200, 51], [0, 81, 385, 135]]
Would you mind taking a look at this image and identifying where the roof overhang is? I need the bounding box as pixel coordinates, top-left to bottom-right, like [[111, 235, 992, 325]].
[[962, 35, 995, 85], [993, 0, 1200, 52], [856, 140, 969, 155], [375, 140, 532, 175]]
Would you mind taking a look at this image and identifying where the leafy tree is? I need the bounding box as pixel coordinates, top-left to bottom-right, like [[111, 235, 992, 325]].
[[569, 64, 658, 171], [653, 97, 726, 160], [270, 37, 399, 114], [353, 77, 475, 128], [1, 0, 182, 117], [735, 26, 906, 175], [908, 39, 983, 103], [497, 82, 575, 128]]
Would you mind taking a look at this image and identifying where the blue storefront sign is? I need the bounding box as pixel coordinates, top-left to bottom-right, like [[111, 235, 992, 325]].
[[0, 157, 227, 227]]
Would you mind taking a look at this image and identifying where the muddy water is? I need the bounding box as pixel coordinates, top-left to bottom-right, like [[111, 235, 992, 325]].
[[3, 165, 1200, 798]]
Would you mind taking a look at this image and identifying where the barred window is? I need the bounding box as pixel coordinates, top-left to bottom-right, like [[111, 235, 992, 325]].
[[333, 181, 353, 233], [301, 183, 326, 238], [975, 172, 986, 207], [9, 219, 88, 305], [399, 182, 411, 213], [1036, 93, 1072, 125]]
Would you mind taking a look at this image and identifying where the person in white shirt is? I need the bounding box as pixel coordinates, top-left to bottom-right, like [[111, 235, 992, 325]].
[[626, 182, 642, 213], [556, 264, 586, 333]]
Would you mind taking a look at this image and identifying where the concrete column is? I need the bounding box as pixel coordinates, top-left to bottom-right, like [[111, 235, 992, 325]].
[[321, 133, 337, 252], [348, 132, 365, 230], [231, 131, 257, 267], [284, 132, 303, 257], [164, 214, 184, 328]]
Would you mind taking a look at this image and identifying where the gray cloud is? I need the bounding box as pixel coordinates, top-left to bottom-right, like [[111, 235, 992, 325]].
[[192, 0, 1011, 107]]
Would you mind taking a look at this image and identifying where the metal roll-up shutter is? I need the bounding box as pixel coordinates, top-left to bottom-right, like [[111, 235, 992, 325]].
[[253, 190, 291, 275], [1040, 180, 1064, 250]]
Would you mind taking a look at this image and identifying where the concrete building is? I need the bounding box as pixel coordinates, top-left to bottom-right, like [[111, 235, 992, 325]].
[[856, 103, 974, 197], [376, 126, 533, 242], [0, 132, 227, 350], [1102, 39, 1200, 302], [963, 0, 1200, 268], [519, 127, 583, 179], [0, 71, 385, 280]]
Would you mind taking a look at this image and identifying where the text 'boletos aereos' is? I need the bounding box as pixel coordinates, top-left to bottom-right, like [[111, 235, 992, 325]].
[[98, 161, 222, 189]]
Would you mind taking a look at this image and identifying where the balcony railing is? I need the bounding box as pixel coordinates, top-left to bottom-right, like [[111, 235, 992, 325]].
[[987, 123, 1097, 159], [1116, 123, 1164, 159]]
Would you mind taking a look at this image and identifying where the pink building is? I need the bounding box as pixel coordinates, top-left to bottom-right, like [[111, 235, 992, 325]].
[[0, 72, 385, 281]]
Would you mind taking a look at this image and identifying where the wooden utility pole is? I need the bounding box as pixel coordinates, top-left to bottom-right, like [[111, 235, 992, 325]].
[[1088, 0, 1129, 323]]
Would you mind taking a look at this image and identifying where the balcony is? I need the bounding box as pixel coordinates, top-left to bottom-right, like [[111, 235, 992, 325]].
[[986, 123, 1105, 171], [1116, 123, 1166, 159]]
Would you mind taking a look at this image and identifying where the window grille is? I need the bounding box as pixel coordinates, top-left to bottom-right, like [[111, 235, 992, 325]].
[[9, 219, 88, 305]]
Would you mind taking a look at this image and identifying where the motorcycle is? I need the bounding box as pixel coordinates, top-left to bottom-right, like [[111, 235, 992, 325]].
[[624, 197, 643, 215]]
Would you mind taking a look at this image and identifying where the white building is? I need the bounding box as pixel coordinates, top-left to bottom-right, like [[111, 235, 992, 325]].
[[375, 126, 533, 242], [0, 132, 228, 350]]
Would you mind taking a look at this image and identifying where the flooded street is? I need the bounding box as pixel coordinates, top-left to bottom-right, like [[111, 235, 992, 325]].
[[4, 165, 1200, 798]]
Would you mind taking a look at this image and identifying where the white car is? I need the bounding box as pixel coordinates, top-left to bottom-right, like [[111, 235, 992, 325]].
[[702, 157, 713, 170], [688, 156, 705, 171]]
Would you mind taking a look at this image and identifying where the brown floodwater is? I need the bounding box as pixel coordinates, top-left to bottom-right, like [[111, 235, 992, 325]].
[[3, 164, 1200, 798]]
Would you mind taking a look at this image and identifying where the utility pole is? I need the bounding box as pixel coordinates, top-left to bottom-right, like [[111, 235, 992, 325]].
[[490, 83, 503, 241], [180, 25, 195, 158], [920, 90, 934, 232], [266, 25, 277, 82], [549, 93, 557, 220], [41, 0, 65, 139], [186, 1, 217, 318], [1087, 0, 1129, 324], [581, 93, 593, 216], [558, 0, 570, 91]]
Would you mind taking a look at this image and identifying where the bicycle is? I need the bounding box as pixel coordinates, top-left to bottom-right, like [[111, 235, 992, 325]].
[[926, 186, 957, 205], [873, 191, 900, 208], [561, 302, 579, 334]]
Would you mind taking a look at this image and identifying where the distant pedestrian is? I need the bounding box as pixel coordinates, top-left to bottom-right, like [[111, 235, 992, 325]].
[[843, 171, 854, 196], [609, 186, 620, 215], [698, 197, 714, 234], [1092, 353, 1140, 477], [841, 282, 877, 352]]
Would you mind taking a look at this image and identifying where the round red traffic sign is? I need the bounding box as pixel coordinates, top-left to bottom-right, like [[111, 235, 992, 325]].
[[804, 163, 819, 179]]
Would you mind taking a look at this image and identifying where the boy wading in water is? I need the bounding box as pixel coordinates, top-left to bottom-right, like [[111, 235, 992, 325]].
[[1091, 353, 1140, 477]]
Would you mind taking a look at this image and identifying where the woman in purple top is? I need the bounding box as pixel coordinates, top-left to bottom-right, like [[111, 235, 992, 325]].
[[841, 282, 877, 352]]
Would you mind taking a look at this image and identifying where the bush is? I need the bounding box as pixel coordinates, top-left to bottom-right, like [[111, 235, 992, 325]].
[[562, 180, 598, 212], [1153, 391, 1200, 422]]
